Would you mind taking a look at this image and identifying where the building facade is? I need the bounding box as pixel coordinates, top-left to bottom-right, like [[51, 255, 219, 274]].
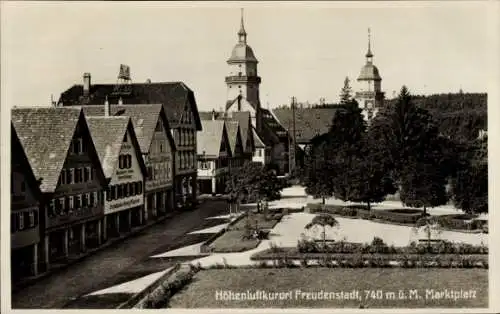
[[85, 115, 147, 241], [11, 125, 42, 281], [12, 107, 107, 272], [59, 71, 201, 209], [82, 104, 176, 220], [197, 120, 231, 195]]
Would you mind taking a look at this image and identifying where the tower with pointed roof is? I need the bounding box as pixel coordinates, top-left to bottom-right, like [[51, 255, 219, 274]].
[[225, 9, 262, 130], [355, 28, 384, 122]]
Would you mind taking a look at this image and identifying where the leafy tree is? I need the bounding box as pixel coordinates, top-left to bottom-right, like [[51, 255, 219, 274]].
[[369, 86, 449, 214], [339, 76, 353, 104], [305, 213, 339, 249], [451, 135, 488, 213], [225, 162, 284, 216], [343, 136, 397, 211]]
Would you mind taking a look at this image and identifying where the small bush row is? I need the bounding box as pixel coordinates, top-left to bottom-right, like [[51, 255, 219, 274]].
[[306, 203, 487, 230], [297, 237, 488, 255], [141, 265, 200, 309], [207, 255, 488, 269]]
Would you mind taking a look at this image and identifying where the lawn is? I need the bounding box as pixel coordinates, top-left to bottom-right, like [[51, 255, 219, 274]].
[[167, 268, 487, 308], [209, 213, 282, 253]]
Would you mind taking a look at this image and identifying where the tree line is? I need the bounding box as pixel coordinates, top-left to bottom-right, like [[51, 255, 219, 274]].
[[303, 81, 487, 214]]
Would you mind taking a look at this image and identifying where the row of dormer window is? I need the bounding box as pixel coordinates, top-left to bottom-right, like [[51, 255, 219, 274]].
[[69, 137, 87, 155], [58, 166, 96, 185], [179, 151, 196, 170], [47, 191, 103, 218], [106, 181, 143, 201], [177, 128, 195, 147], [11, 210, 38, 233], [118, 154, 132, 169]]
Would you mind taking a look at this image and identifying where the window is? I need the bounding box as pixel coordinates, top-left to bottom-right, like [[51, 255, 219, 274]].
[[66, 168, 73, 184], [74, 168, 80, 183], [48, 199, 55, 217], [91, 167, 95, 180], [83, 193, 88, 207], [29, 211, 35, 227], [73, 195, 80, 209], [64, 197, 70, 213], [160, 143, 163, 152], [112, 185, 118, 200], [58, 197, 65, 214], [18, 212, 24, 230], [118, 185, 123, 198], [84, 167, 90, 182], [131, 182, 136, 195], [93, 191, 98, 206], [69, 196, 74, 210], [138, 182, 143, 194]]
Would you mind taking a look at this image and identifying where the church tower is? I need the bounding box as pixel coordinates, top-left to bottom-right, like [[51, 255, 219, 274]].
[[355, 28, 384, 122], [225, 9, 262, 129]]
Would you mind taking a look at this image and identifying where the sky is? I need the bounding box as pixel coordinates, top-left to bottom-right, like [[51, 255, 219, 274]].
[[1, 1, 499, 111]]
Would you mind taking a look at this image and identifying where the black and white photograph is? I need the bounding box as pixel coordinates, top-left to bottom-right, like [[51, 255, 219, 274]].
[[1, 1, 498, 312]]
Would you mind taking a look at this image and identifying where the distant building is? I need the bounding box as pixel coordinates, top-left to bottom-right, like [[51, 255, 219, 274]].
[[223, 10, 288, 174], [354, 28, 385, 122], [58, 68, 201, 209], [197, 120, 232, 195]]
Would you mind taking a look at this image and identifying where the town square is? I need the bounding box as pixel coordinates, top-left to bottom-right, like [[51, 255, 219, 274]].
[[3, 1, 496, 311]]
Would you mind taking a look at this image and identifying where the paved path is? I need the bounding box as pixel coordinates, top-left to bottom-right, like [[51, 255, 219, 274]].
[[11, 200, 228, 309]]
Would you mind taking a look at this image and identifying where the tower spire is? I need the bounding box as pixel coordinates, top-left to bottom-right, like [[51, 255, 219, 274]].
[[238, 8, 247, 43], [366, 27, 373, 60]]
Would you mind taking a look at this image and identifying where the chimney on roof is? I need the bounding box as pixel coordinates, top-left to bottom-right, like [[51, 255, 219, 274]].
[[118, 97, 123, 105], [211, 109, 216, 121], [83, 72, 91, 97], [104, 96, 110, 117]]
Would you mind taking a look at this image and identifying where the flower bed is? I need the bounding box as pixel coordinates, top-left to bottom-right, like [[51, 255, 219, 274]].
[[207, 213, 283, 253], [306, 203, 486, 231]]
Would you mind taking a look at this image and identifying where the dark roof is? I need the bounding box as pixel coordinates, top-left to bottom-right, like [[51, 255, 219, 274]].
[[252, 127, 266, 148], [11, 124, 41, 199], [225, 121, 240, 156], [11, 107, 83, 192], [80, 104, 176, 154], [199, 110, 254, 153], [85, 116, 129, 179], [272, 107, 338, 143], [229, 111, 253, 153], [197, 120, 226, 157], [58, 81, 202, 130]]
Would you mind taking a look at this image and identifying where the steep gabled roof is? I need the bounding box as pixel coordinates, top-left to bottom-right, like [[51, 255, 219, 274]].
[[252, 127, 266, 148], [225, 121, 241, 156], [59, 81, 202, 130], [197, 120, 227, 157], [80, 104, 176, 154], [272, 107, 338, 144], [11, 124, 42, 199], [11, 107, 83, 192], [230, 111, 253, 152], [86, 116, 147, 180]]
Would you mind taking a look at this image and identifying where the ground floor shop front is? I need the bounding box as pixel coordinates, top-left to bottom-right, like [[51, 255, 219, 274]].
[[145, 188, 174, 221], [174, 173, 197, 209], [198, 176, 227, 195]]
